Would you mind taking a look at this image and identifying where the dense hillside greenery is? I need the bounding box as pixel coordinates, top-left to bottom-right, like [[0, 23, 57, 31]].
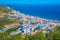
[[0, 26, 60, 40], [0, 4, 14, 13], [0, 18, 16, 28], [46, 26, 60, 40], [0, 4, 16, 28], [0, 27, 19, 40]]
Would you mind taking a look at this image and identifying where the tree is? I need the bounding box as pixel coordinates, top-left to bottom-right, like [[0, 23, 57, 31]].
[[24, 34, 30, 40], [29, 32, 47, 40], [47, 26, 60, 40], [53, 32, 60, 40]]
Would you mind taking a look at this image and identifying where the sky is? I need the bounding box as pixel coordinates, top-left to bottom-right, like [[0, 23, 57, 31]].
[[0, 0, 60, 5]]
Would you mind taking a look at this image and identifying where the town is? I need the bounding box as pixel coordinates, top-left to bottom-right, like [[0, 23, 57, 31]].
[[0, 8, 60, 36], [0, 5, 60, 40]]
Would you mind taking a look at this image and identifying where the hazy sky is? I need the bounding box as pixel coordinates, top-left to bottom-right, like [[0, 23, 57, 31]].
[[0, 0, 60, 5]]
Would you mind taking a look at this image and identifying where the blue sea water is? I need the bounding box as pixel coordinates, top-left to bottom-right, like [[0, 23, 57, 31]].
[[5, 4, 60, 21]]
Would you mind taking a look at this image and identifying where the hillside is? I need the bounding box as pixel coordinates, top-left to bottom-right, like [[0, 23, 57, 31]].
[[0, 5, 19, 28], [0, 4, 14, 13], [0, 4, 60, 40]]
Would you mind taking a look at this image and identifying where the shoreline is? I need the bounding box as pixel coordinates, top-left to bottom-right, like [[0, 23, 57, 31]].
[[16, 11, 60, 22], [1, 4, 60, 21]]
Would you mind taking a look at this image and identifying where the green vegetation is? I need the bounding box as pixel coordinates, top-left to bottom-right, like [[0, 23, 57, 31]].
[[54, 26, 60, 32], [0, 4, 15, 28], [0, 18, 16, 28], [0, 4, 14, 13], [46, 26, 60, 40], [0, 26, 60, 40], [29, 32, 47, 40], [0, 27, 19, 40]]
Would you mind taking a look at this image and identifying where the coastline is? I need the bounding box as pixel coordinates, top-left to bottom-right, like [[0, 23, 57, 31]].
[[4, 4, 60, 21], [16, 11, 60, 22]]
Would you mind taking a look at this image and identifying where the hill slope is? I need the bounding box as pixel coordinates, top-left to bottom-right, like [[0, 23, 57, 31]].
[[0, 4, 14, 13]]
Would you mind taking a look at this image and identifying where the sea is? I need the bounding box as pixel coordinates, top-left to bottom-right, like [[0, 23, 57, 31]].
[[4, 4, 60, 21]]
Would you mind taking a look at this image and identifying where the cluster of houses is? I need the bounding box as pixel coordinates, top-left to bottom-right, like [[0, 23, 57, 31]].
[[0, 9, 60, 35], [7, 10, 60, 35]]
